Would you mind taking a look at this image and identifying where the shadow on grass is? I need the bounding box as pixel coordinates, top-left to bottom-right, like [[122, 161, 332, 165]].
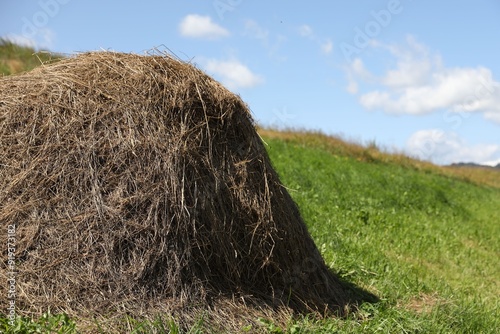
[[337, 273, 380, 308]]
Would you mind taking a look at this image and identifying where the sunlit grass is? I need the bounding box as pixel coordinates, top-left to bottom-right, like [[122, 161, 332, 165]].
[[258, 127, 500, 189], [262, 136, 500, 333]]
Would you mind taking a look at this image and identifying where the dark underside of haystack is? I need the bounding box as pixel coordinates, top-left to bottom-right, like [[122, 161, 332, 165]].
[[0, 52, 353, 330]]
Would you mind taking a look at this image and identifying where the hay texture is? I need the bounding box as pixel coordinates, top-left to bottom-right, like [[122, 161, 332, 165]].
[[0, 52, 348, 329]]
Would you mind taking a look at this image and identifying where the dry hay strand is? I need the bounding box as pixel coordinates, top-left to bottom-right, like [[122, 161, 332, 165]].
[[0, 51, 349, 330]]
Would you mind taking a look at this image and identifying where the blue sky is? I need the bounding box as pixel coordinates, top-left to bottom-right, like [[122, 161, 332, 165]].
[[2, 0, 500, 165]]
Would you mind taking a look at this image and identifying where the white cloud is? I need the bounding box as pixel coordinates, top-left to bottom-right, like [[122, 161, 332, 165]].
[[380, 40, 436, 88], [482, 158, 500, 167], [298, 24, 314, 38], [360, 67, 499, 116], [179, 14, 229, 40], [3, 34, 37, 48], [347, 36, 500, 124], [244, 19, 269, 42], [346, 77, 358, 94], [484, 111, 500, 124], [406, 129, 500, 165], [350, 57, 372, 80], [321, 39, 333, 54], [203, 59, 264, 90], [4, 29, 55, 49], [344, 57, 374, 94]]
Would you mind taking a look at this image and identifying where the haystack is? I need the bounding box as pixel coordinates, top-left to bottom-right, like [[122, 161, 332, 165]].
[[0, 52, 348, 330]]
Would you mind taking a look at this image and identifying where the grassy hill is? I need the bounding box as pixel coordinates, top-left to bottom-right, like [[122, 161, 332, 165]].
[[261, 133, 499, 333], [1, 42, 499, 333]]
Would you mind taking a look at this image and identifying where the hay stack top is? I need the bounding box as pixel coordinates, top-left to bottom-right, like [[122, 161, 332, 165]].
[[0, 52, 347, 328], [1, 51, 247, 127]]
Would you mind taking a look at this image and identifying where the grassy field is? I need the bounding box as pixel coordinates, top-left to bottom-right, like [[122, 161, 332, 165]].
[[259, 133, 499, 333], [1, 42, 499, 333]]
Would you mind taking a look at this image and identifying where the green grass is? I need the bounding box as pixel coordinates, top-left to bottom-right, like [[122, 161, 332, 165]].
[[260, 136, 499, 333], [0, 312, 76, 333]]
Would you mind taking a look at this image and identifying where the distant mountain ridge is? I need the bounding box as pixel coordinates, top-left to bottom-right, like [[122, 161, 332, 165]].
[[450, 162, 500, 169]]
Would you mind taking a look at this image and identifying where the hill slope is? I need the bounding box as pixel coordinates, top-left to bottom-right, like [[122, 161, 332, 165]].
[[259, 128, 500, 189], [261, 135, 499, 333]]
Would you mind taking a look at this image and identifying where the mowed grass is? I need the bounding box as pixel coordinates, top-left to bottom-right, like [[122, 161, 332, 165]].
[[2, 131, 498, 333]]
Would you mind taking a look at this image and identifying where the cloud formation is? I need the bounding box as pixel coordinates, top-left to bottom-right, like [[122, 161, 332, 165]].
[[406, 129, 500, 165], [179, 14, 229, 40], [244, 20, 269, 42], [203, 58, 264, 90], [4, 29, 55, 49], [347, 36, 500, 124], [321, 39, 333, 54], [298, 24, 313, 38]]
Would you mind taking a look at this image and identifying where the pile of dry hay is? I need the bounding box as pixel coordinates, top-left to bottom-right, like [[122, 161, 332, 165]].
[[0, 51, 349, 330]]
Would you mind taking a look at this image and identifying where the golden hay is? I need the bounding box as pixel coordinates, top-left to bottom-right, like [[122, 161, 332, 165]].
[[0, 51, 352, 331]]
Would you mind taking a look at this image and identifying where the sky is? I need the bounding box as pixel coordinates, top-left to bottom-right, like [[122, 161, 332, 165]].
[[1, 0, 500, 166]]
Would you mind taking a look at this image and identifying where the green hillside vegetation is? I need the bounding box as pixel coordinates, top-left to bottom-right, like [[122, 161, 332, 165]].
[[1, 42, 499, 333], [259, 128, 500, 190], [0, 39, 62, 75], [260, 135, 499, 333]]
